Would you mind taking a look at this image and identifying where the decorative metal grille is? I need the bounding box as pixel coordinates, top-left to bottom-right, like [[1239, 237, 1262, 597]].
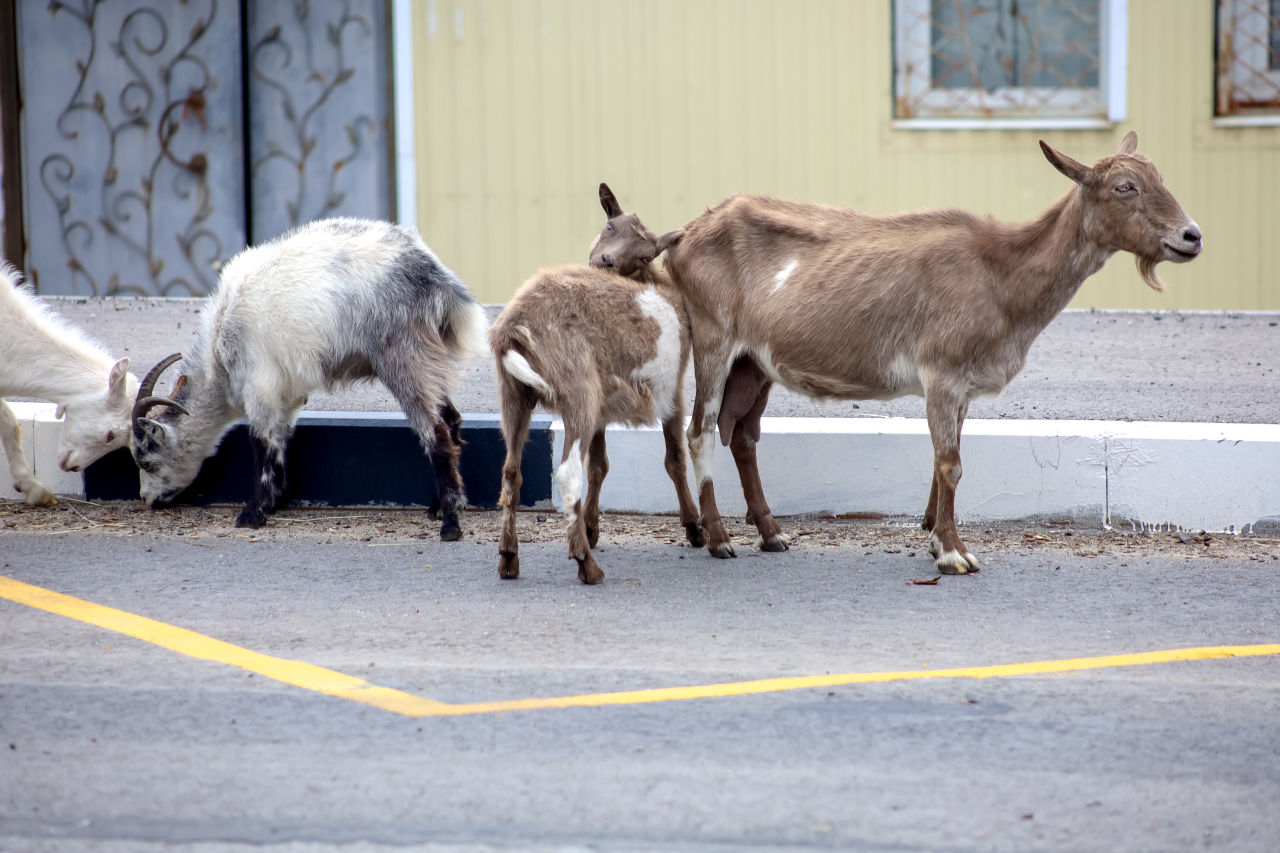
[[247, 0, 393, 244], [1216, 0, 1280, 116], [895, 0, 1103, 120], [18, 0, 245, 296], [14, 0, 395, 295]]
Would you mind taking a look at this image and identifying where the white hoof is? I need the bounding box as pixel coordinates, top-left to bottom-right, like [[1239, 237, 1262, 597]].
[[19, 482, 56, 507], [710, 541, 737, 559], [934, 549, 979, 575], [753, 533, 790, 552]]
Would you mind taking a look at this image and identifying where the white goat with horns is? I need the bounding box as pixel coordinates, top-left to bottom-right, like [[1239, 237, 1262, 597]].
[[129, 218, 488, 536], [1, 263, 139, 505]]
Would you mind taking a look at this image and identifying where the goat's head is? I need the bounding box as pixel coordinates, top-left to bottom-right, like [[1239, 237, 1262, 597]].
[[130, 353, 199, 507], [1040, 131, 1201, 292], [588, 183, 684, 279], [55, 357, 138, 473]]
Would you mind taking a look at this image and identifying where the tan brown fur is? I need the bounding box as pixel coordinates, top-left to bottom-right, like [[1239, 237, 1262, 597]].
[[490, 186, 700, 584], [663, 133, 1202, 572]]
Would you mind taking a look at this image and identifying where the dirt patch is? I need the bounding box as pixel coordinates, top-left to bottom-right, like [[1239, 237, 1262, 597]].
[[3, 500, 1279, 564]]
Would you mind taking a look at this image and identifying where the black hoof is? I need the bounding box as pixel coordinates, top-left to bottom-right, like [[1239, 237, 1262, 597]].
[[498, 551, 520, 579], [440, 523, 463, 542], [426, 500, 441, 521], [235, 509, 267, 529], [685, 523, 707, 548]]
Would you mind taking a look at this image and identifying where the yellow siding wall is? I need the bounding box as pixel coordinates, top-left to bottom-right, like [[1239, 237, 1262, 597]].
[[413, 0, 1279, 308]]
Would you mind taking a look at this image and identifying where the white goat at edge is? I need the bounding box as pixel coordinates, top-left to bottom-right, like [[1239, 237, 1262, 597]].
[[0, 263, 138, 505]]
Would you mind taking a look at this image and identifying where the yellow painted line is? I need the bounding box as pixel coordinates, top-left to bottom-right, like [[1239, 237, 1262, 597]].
[[2, 575, 1277, 719], [0, 576, 449, 717]]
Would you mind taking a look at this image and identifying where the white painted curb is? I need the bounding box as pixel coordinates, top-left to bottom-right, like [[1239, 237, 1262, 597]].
[[0, 402, 87, 501], [551, 417, 1280, 533]]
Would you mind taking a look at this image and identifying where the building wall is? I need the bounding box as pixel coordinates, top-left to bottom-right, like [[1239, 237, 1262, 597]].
[[412, 0, 1279, 308]]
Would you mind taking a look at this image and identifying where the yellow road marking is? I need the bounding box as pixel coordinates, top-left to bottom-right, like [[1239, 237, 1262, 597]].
[[2, 575, 1277, 718]]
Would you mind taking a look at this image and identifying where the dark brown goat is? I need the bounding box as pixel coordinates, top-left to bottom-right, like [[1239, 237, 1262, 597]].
[[662, 132, 1202, 573]]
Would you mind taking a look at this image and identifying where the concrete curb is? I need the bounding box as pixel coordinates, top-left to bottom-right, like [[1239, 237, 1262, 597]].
[[4, 403, 1278, 532], [555, 418, 1280, 533]]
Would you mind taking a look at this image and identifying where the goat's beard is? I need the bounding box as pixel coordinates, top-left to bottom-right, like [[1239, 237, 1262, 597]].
[[1136, 255, 1166, 293]]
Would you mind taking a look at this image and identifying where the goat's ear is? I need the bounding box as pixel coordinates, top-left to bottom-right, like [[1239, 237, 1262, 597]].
[[1040, 140, 1091, 185], [600, 183, 624, 219], [1116, 130, 1138, 155], [656, 229, 685, 255], [55, 404, 66, 420], [107, 357, 131, 400], [136, 418, 167, 444]]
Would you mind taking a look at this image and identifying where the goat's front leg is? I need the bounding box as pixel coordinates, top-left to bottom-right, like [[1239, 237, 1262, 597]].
[[582, 429, 608, 549], [236, 426, 291, 528], [0, 400, 54, 506], [922, 401, 968, 534], [687, 352, 735, 558], [924, 391, 978, 574], [661, 415, 705, 547], [558, 425, 602, 584]]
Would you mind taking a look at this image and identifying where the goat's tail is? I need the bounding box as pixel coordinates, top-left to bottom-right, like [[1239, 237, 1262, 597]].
[[443, 297, 490, 360], [489, 323, 554, 398]]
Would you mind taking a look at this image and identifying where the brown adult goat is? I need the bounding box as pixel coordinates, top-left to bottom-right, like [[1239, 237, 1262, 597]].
[[489, 185, 700, 584], [661, 132, 1201, 573]]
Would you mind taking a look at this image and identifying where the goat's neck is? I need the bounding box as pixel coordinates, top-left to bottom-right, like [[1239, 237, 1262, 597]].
[[994, 189, 1114, 336], [170, 372, 239, 455]]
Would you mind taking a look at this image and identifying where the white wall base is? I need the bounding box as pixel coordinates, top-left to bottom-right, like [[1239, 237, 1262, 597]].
[[0, 403, 87, 501], [551, 418, 1280, 533]]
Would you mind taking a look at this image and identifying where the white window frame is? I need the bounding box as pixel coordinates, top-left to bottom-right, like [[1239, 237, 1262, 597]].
[[392, 0, 418, 225], [893, 0, 1128, 130], [1215, 0, 1280, 126]]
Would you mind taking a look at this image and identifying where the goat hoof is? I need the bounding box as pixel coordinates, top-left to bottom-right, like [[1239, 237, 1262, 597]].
[[23, 486, 57, 507], [498, 551, 520, 579], [756, 533, 789, 553], [935, 549, 979, 574], [426, 500, 441, 521], [708, 541, 737, 559], [440, 523, 463, 542], [235, 510, 267, 529], [685, 523, 706, 548], [576, 554, 604, 585], [921, 517, 935, 532]]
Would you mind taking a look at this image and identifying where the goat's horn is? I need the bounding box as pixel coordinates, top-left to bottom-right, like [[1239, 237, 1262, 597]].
[[138, 353, 183, 399], [133, 353, 184, 431], [170, 374, 188, 399], [132, 395, 190, 426]]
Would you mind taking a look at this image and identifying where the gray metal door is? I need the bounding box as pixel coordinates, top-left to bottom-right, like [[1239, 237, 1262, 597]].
[[10, 0, 393, 296]]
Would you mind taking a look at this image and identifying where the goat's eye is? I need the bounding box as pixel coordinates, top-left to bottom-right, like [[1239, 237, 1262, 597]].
[[641, 257, 652, 265], [1115, 183, 1136, 194], [105, 430, 115, 444], [605, 223, 613, 232]]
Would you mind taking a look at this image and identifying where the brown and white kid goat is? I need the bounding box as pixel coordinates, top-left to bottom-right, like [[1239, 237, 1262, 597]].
[[661, 132, 1202, 573], [489, 184, 701, 584]]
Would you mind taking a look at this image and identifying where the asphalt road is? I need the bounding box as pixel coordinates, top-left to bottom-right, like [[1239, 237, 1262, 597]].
[[2, 510, 1278, 853], [30, 298, 1280, 424]]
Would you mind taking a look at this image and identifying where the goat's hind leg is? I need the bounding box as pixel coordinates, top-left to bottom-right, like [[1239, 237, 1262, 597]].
[[428, 401, 464, 521], [687, 351, 736, 558], [497, 387, 535, 579], [427, 399, 467, 541], [558, 420, 602, 584], [0, 400, 54, 506], [582, 429, 608, 549], [661, 416, 705, 547]]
